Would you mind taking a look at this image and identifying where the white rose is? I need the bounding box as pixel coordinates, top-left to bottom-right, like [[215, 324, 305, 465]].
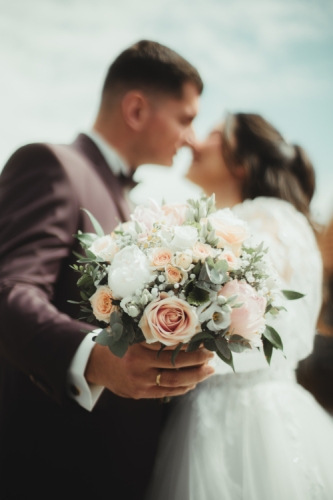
[[108, 245, 153, 299], [171, 226, 198, 251], [89, 235, 118, 262]]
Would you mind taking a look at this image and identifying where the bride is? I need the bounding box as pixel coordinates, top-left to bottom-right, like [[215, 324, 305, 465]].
[[145, 112, 333, 499]]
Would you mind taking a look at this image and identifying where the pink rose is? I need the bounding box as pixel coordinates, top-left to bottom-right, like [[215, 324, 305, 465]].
[[207, 209, 249, 256], [162, 203, 189, 226], [139, 292, 201, 346], [219, 280, 266, 341], [89, 285, 118, 323]]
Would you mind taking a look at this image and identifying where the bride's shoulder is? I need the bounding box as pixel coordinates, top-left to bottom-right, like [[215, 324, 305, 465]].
[[233, 196, 309, 227]]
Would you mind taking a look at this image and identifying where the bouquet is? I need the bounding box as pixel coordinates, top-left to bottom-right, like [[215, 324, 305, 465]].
[[70, 195, 303, 370]]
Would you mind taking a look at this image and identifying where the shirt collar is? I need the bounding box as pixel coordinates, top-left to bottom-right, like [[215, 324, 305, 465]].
[[85, 129, 131, 178]]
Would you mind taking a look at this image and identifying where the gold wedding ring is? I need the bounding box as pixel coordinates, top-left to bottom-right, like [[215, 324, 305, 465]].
[[156, 371, 162, 387]]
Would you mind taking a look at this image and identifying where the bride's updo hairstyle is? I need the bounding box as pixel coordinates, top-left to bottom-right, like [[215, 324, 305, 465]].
[[221, 113, 315, 218]]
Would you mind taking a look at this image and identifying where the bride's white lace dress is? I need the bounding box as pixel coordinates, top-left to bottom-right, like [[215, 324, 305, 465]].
[[146, 197, 333, 500]]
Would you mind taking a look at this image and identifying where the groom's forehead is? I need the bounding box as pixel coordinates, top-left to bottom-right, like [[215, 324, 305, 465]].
[[154, 82, 200, 117]]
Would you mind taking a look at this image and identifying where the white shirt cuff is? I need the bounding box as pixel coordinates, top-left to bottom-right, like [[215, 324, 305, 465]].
[[66, 330, 104, 411]]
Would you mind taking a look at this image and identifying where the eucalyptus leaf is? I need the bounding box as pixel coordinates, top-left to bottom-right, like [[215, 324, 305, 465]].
[[110, 311, 123, 327], [111, 322, 123, 341], [81, 208, 105, 237], [281, 290, 305, 300], [95, 328, 115, 347], [214, 259, 228, 273], [210, 268, 223, 285], [108, 336, 129, 358], [263, 325, 283, 350]]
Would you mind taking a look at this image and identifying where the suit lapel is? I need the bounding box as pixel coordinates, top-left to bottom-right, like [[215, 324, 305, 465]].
[[71, 134, 133, 222]]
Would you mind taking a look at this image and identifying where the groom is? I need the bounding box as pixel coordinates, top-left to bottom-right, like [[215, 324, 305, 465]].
[[0, 41, 214, 499]]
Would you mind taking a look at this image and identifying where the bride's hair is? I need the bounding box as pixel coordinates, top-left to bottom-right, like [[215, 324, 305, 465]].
[[221, 113, 315, 219]]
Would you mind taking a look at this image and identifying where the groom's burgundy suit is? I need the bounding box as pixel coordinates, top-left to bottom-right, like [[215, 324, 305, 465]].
[[0, 134, 164, 499]]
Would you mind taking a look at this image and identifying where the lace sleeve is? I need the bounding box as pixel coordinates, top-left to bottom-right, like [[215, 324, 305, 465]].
[[229, 197, 323, 372]]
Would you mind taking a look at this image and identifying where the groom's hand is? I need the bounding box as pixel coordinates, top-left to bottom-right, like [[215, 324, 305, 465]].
[[85, 342, 215, 399]]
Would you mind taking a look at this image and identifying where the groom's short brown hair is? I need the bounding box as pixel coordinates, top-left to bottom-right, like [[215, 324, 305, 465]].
[[102, 40, 203, 102]]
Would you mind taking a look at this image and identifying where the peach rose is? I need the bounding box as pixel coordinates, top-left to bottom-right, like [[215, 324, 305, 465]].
[[162, 203, 189, 226], [149, 248, 173, 269], [219, 280, 266, 342], [206, 208, 250, 256], [89, 285, 117, 323], [192, 241, 216, 263], [218, 249, 240, 270], [165, 264, 186, 284], [139, 292, 201, 345]]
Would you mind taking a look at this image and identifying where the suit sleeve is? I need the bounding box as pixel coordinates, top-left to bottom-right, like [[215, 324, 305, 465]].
[[0, 144, 92, 405]]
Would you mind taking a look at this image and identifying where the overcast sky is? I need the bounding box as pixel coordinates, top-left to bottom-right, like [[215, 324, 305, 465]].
[[1, 0, 332, 221]]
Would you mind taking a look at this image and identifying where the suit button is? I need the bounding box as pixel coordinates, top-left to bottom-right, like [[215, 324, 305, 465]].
[[70, 384, 81, 396]]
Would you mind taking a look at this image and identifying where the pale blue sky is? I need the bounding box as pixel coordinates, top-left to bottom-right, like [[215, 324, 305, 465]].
[[1, 0, 332, 220]]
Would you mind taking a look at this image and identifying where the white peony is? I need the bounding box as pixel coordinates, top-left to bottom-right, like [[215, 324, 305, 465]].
[[108, 245, 153, 299], [170, 225, 198, 251]]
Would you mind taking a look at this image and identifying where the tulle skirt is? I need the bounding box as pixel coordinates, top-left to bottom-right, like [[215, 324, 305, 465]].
[[145, 369, 333, 500]]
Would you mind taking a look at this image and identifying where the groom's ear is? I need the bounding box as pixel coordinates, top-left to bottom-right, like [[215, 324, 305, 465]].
[[121, 91, 151, 131]]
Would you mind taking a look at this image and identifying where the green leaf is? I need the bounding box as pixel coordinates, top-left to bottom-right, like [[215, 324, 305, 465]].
[[216, 348, 235, 372], [263, 337, 273, 365], [281, 290, 305, 300], [203, 338, 216, 351], [187, 287, 210, 306], [74, 233, 97, 247], [215, 336, 231, 359], [81, 208, 104, 237], [263, 325, 283, 350], [171, 342, 183, 367], [77, 274, 93, 287], [189, 332, 213, 344], [185, 339, 202, 352]]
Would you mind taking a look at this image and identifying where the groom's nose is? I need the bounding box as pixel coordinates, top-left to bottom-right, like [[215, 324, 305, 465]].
[[182, 125, 197, 148]]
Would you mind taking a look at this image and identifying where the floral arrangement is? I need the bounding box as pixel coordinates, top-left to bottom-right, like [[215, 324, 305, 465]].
[[70, 195, 303, 369]]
